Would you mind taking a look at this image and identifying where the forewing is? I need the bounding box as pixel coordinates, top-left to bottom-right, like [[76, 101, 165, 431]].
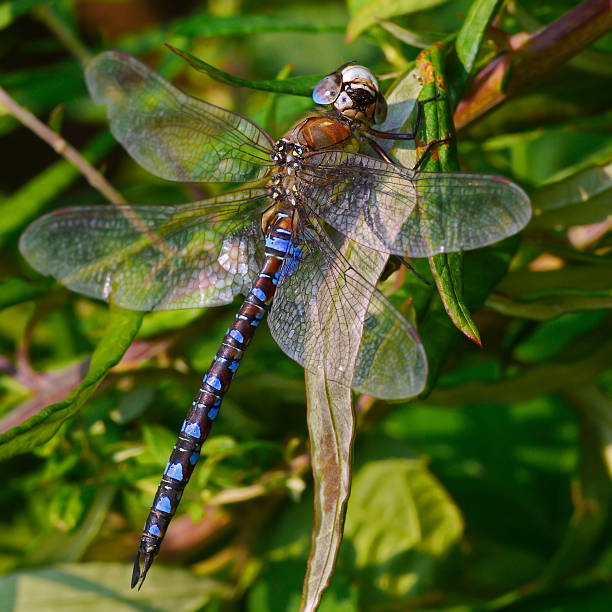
[[19, 188, 270, 310], [268, 218, 427, 399], [85, 51, 274, 183], [298, 150, 531, 257]]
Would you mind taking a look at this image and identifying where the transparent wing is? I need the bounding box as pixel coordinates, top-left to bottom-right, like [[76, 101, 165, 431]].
[[85, 51, 274, 183], [19, 188, 271, 310], [297, 150, 531, 257], [268, 212, 427, 399]]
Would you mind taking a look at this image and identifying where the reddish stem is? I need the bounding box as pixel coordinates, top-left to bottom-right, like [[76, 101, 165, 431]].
[[454, 0, 612, 130]]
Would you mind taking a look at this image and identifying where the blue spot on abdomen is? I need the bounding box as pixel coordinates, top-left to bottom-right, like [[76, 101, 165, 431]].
[[147, 523, 161, 537], [205, 374, 222, 390], [165, 462, 184, 481], [184, 422, 201, 439], [155, 496, 172, 513], [265, 235, 290, 252], [251, 288, 266, 302], [229, 329, 244, 344]]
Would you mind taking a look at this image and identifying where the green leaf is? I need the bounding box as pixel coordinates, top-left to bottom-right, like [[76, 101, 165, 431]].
[[301, 214, 396, 610], [415, 44, 482, 345], [452, 0, 504, 95], [302, 371, 354, 612], [117, 14, 344, 56], [0, 0, 47, 30], [44, 485, 116, 564], [166, 45, 323, 96], [487, 290, 612, 320], [344, 454, 463, 603], [172, 14, 344, 37], [0, 277, 52, 309], [0, 130, 116, 243], [0, 305, 142, 459], [346, 0, 448, 43], [422, 237, 519, 388], [0, 563, 231, 611], [429, 252, 482, 345], [530, 148, 612, 229], [376, 19, 444, 49], [490, 262, 612, 320], [377, 64, 423, 167]]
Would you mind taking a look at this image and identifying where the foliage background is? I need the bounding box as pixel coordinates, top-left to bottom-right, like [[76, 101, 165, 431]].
[[1, 0, 612, 610]]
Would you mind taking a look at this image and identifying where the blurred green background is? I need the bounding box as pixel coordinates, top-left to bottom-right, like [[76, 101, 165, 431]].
[[1, 0, 612, 610]]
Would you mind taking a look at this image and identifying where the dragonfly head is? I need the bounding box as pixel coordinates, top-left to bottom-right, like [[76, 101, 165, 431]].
[[313, 63, 387, 125]]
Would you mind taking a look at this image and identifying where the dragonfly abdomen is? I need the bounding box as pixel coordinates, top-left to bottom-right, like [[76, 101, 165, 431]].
[[132, 212, 293, 588]]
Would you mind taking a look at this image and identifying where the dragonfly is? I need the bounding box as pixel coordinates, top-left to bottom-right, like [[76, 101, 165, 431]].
[[19, 51, 531, 588]]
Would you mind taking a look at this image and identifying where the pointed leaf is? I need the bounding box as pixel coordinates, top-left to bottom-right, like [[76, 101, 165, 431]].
[[301, 372, 354, 612], [452, 0, 505, 96], [301, 210, 396, 609], [415, 44, 482, 345], [346, 0, 448, 43], [376, 19, 443, 49], [0, 305, 143, 459], [429, 251, 482, 345], [166, 45, 323, 96]]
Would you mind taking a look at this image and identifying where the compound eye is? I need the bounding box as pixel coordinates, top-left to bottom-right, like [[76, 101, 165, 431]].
[[313, 73, 343, 105], [374, 92, 388, 123]]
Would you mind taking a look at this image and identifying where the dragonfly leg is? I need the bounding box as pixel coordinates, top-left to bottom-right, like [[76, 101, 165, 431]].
[[366, 93, 441, 141], [412, 136, 452, 171], [363, 136, 395, 164], [397, 256, 432, 286]]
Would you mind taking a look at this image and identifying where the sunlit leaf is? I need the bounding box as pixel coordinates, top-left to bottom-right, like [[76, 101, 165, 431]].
[[0, 563, 231, 611], [167, 45, 322, 96], [376, 19, 443, 49], [415, 44, 482, 345], [302, 372, 354, 612], [346, 0, 448, 42], [453, 0, 504, 93], [344, 453, 463, 603]]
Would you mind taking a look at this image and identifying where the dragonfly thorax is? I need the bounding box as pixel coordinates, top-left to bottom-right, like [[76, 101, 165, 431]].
[[270, 138, 305, 166], [269, 139, 306, 201]]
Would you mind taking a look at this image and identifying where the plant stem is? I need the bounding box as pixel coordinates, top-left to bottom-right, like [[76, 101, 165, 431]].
[[0, 86, 124, 204], [454, 0, 612, 130], [32, 4, 92, 66]]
